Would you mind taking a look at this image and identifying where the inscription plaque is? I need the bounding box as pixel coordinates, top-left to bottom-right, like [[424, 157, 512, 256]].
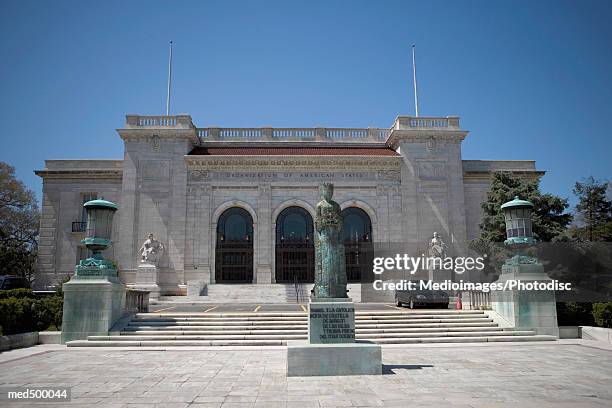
[[308, 302, 355, 344]]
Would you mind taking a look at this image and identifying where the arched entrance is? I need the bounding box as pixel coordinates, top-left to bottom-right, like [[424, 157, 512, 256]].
[[275, 206, 314, 283], [342, 207, 373, 282], [215, 207, 254, 283]]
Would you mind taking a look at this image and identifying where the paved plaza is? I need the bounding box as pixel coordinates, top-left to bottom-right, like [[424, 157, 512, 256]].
[[1, 341, 611, 407]]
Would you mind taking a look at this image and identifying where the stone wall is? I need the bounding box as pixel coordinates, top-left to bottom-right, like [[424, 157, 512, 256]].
[[34, 160, 122, 289]]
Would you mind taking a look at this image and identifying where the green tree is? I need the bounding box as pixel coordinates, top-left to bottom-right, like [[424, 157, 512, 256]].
[[478, 172, 572, 242], [572, 177, 612, 242], [0, 162, 39, 283], [469, 172, 572, 276]]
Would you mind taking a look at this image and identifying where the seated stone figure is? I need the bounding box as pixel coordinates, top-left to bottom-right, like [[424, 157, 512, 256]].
[[139, 233, 164, 264]]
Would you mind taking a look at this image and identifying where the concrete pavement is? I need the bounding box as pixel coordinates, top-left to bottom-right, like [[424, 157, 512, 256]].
[[0, 341, 611, 407]]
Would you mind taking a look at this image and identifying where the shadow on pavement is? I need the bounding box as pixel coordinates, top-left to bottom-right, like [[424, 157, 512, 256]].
[[382, 364, 434, 374]]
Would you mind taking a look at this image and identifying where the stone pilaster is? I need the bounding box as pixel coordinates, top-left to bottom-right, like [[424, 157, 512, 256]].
[[256, 184, 272, 283]]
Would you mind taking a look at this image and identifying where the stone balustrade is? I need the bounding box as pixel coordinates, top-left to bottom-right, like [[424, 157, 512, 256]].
[[123, 114, 460, 142], [393, 115, 460, 130], [125, 114, 194, 129], [125, 288, 150, 313], [197, 127, 391, 142], [466, 290, 491, 310]]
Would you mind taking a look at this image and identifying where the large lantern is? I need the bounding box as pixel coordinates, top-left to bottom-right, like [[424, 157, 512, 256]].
[[80, 197, 118, 267], [500, 196, 535, 245]]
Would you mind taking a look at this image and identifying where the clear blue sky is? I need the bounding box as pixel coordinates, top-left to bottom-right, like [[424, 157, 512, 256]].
[[1, 0, 610, 208]]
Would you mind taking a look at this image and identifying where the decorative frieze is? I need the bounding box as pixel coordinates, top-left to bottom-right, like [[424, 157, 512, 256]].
[[186, 156, 401, 171], [187, 169, 401, 183]]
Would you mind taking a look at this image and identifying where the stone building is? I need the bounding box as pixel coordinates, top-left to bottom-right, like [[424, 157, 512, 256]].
[[34, 114, 542, 299]]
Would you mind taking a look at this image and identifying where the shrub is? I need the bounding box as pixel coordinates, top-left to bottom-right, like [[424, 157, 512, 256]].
[[592, 302, 612, 328], [0, 288, 35, 300], [0, 295, 64, 335], [38, 296, 63, 330], [556, 302, 595, 326], [0, 297, 38, 335]]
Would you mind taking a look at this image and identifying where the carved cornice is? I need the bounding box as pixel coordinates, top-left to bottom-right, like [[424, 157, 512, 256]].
[[387, 129, 468, 149], [34, 170, 123, 180], [185, 155, 401, 171], [117, 128, 199, 144], [463, 170, 545, 181]]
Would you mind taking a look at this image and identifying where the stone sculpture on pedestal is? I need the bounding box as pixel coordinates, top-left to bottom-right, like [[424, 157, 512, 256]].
[[139, 233, 164, 264], [428, 232, 447, 259], [134, 233, 164, 298], [313, 182, 348, 299], [287, 182, 382, 376]]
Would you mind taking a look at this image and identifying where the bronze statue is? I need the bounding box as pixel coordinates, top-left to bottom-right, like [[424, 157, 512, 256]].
[[312, 182, 348, 299]]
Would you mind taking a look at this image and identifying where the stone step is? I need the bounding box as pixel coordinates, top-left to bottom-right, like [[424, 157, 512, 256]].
[[136, 310, 485, 318], [120, 326, 509, 336], [371, 335, 557, 344], [97, 334, 308, 340], [159, 284, 313, 303], [122, 325, 308, 332], [357, 330, 537, 339], [131, 313, 486, 323], [127, 320, 308, 327], [123, 322, 498, 333], [126, 318, 493, 329], [67, 339, 287, 347], [90, 330, 535, 342], [66, 334, 556, 347]]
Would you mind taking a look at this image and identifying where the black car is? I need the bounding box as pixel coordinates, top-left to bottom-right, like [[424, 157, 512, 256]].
[[395, 289, 449, 309], [0, 275, 30, 290]]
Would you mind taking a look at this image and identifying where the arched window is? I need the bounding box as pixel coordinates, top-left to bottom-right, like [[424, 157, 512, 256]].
[[342, 207, 372, 282], [215, 207, 253, 283], [275, 206, 314, 283]]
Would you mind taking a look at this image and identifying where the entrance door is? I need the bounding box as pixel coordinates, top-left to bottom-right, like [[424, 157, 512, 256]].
[[275, 206, 314, 283], [215, 207, 253, 283], [342, 207, 373, 282]]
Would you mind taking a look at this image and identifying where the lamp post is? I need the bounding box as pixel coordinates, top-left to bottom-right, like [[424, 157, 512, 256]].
[[62, 197, 125, 343], [491, 196, 559, 337], [501, 196, 535, 246], [75, 198, 118, 278]]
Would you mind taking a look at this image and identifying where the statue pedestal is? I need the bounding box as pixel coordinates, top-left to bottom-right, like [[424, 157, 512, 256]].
[[287, 341, 382, 377], [287, 298, 382, 377], [491, 261, 559, 337], [61, 271, 125, 343], [134, 262, 161, 299]]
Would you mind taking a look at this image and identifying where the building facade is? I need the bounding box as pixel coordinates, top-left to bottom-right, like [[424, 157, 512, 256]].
[[35, 114, 542, 296]]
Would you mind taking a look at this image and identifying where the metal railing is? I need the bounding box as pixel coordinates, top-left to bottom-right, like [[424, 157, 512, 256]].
[[125, 289, 150, 313]]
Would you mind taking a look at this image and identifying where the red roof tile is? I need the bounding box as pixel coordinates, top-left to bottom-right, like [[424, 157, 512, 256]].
[[189, 146, 399, 156]]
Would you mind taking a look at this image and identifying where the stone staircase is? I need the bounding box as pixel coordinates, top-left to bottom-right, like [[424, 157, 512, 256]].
[[158, 284, 311, 304], [158, 283, 364, 303], [66, 309, 556, 347]]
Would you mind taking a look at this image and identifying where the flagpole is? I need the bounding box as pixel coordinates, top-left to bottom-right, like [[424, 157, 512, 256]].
[[412, 44, 419, 117], [166, 41, 173, 116]]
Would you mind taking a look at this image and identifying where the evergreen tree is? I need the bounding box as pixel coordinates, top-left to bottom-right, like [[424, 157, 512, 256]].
[[572, 177, 612, 242], [478, 172, 572, 243], [469, 172, 572, 276]]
